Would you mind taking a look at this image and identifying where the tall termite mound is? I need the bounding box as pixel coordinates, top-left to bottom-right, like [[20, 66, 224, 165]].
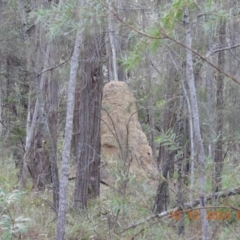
[[101, 81, 155, 183]]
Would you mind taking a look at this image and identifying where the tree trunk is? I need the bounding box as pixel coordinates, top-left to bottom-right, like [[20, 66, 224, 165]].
[[73, 32, 104, 209], [184, 7, 209, 240], [153, 63, 177, 213], [35, 43, 59, 210], [142, 9, 156, 162], [55, 27, 82, 240], [214, 19, 226, 193], [106, 0, 127, 82], [18, 2, 59, 210], [176, 93, 185, 235], [107, 0, 118, 81]]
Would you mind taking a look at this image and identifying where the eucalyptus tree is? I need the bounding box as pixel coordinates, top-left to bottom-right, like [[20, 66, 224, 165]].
[[72, 0, 106, 210], [0, 1, 29, 167], [73, 32, 104, 209], [56, 4, 82, 240], [56, 27, 82, 240], [184, 6, 209, 239], [56, 0, 105, 237], [124, 0, 214, 238], [18, 0, 60, 211], [213, 13, 226, 193], [106, 0, 131, 81]]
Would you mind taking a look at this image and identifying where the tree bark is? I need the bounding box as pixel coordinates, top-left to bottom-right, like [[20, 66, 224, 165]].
[[73, 32, 104, 209], [55, 28, 82, 240], [18, 2, 59, 211], [107, 0, 118, 81], [175, 93, 185, 235], [214, 19, 226, 193], [153, 64, 177, 213], [184, 7, 209, 240]]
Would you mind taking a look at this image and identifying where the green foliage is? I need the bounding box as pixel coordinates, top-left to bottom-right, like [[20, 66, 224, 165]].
[[9, 126, 26, 145], [146, 26, 162, 52], [0, 189, 30, 239], [201, 2, 233, 36], [156, 128, 178, 152], [32, 0, 105, 40], [5, 0, 18, 10], [122, 38, 147, 71], [122, 0, 204, 71], [32, 1, 80, 40], [161, 0, 184, 32]]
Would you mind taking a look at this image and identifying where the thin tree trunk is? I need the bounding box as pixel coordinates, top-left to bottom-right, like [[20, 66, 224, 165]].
[[153, 62, 177, 214], [20, 93, 40, 188], [55, 28, 82, 240], [147, 80, 156, 162], [176, 93, 185, 235], [18, 0, 32, 188], [170, 52, 195, 201], [184, 7, 209, 240], [142, 9, 156, 162], [205, 23, 214, 163], [0, 0, 3, 135], [18, 2, 59, 208], [182, 80, 195, 201], [18, 0, 29, 41], [214, 19, 225, 193], [107, 0, 118, 81], [35, 43, 59, 210]]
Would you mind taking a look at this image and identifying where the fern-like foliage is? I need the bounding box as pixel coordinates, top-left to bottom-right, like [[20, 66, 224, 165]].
[[0, 189, 30, 240], [156, 128, 178, 152]]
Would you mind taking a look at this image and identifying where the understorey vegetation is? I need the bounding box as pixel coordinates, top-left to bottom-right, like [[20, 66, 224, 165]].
[[0, 0, 240, 239]]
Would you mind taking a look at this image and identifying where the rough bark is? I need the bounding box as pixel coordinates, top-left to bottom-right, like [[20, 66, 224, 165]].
[[73, 32, 104, 209], [35, 43, 59, 209], [0, 0, 3, 135]]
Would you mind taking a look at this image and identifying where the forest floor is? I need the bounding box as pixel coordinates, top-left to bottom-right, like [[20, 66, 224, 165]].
[[0, 159, 240, 240]]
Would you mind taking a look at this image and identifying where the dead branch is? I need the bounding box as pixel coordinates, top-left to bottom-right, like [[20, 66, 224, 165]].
[[37, 58, 69, 77], [119, 186, 240, 233]]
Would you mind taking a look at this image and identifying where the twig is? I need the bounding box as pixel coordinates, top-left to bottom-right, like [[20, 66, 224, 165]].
[[37, 58, 69, 77], [208, 43, 240, 56]]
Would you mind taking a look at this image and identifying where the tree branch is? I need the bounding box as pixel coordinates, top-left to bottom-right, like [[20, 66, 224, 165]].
[[105, 4, 240, 86], [37, 58, 69, 77], [119, 186, 240, 233], [208, 43, 240, 56]]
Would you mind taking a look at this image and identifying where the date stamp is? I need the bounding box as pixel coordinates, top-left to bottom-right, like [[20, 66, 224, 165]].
[[170, 210, 240, 221]]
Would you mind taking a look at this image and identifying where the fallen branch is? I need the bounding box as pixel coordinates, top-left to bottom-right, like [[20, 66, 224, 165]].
[[119, 186, 240, 233]]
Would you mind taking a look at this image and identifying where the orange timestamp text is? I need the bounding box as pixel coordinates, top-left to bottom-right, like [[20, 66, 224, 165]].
[[170, 210, 240, 221]]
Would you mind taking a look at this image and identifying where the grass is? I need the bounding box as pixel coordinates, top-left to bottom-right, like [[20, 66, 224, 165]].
[[0, 158, 240, 240]]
